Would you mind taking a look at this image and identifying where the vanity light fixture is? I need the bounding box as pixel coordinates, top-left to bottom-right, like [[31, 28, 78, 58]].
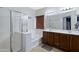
[[60, 7, 73, 11]]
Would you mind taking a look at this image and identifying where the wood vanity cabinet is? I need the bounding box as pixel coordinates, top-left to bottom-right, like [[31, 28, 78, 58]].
[[42, 31, 79, 51], [59, 33, 70, 51], [47, 32, 53, 45], [70, 35, 79, 51], [42, 31, 53, 46], [53, 33, 60, 47], [42, 32, 48, 44]]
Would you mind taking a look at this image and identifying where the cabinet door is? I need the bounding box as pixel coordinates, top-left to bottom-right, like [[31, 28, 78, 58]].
[[42, 32, 53, 46], [42, 31, 49, 44], [71, 35, 79, 51], [47, 32, 53, 46], [53, 33, 59, 47], [59, 34, 70, 50]]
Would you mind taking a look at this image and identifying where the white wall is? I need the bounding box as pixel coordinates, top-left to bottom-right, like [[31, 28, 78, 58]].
[[36, 8, 45, 16], [36, 7, 62, 16], [0, 8, 10, 52]]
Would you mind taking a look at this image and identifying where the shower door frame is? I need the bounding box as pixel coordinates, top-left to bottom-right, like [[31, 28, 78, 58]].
[[10, 10, 23, 52]]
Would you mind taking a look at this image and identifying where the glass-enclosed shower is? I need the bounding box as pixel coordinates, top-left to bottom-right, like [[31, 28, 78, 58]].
[[0, 8, 30, 52]]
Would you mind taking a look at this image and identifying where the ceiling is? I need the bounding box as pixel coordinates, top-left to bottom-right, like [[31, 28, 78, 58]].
[[31, 7, 44, 10]]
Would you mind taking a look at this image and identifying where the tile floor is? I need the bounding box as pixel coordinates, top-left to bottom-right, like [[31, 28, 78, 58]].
[[31, 44, 63, 52]]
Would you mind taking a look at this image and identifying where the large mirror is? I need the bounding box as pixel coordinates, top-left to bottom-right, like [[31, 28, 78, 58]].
[[44, 8, 77, 31]]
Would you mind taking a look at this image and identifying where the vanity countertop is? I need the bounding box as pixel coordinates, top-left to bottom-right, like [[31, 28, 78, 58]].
[[43, 29, 79, 35]]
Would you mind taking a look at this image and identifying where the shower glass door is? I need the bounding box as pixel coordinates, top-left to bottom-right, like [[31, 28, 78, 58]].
[[11, 11, 22, 52]]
